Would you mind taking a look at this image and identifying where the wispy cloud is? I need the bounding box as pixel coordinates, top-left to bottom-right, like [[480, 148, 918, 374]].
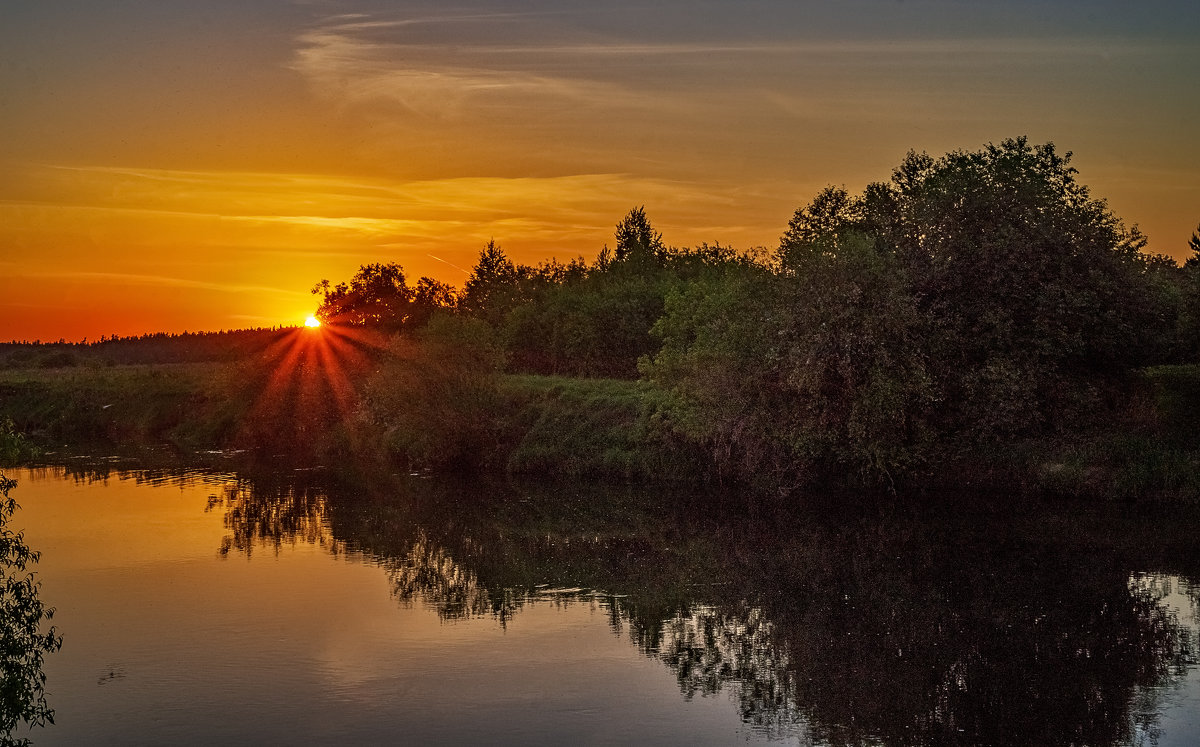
[[223, 214, 465, 237], [20, 164, 755, 222], [21, 271, 307, 297], [4, 163, 793, 263], [287, 8, 1176, 138], [290, 27, 648, 119]]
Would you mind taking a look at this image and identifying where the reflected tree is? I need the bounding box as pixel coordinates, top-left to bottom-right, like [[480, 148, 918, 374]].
[[206, 478, 345, 559], [749, 512, 1197, 746], [386, 530, 529, 624], [208, 469, 1200, 746], [1, 473, 62, 746]]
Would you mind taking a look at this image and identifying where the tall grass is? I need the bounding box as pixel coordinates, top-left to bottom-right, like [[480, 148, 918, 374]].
[[501, 375, 705, 480], [0, 363, 219, 448]]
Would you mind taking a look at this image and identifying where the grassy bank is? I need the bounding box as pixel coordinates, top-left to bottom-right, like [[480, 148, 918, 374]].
[[0, 363, 224, 448], [0, 360, 707, 481], [1, 359, 1197, 501], [499, 375, 705, 480]]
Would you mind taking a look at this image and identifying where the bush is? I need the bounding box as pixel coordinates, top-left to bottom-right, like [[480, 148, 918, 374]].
[[360, 315, 512, 470], [0, 419, 38, 467]]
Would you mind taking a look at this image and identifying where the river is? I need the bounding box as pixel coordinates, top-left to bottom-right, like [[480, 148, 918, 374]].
[[2, 460, 1198, 745]]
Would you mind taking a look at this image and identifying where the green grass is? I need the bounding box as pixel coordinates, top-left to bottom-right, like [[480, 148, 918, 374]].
[[500, 374, 706, 480], [0, 362, 232, 449], [1035, 435, 1200, 503]]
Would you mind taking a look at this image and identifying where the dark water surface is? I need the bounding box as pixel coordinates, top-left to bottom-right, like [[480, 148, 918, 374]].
[[4, 462, 1199, 745]]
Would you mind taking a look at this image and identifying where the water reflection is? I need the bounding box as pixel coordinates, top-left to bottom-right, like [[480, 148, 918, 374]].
[[206, 480, 345, 558], [45, 462, 1200, 745]]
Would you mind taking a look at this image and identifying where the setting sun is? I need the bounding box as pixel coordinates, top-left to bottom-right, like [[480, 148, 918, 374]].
[[305, 315, 321, 328]]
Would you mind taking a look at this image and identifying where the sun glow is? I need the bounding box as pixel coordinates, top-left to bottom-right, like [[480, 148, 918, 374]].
[[230, 323, 388, 458], [305, 315, 322, 328]]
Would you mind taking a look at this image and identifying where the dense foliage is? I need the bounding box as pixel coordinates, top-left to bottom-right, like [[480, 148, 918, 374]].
[[0, 474, 62, 746], [643, 138, 1197, 486], [126, 142, 1200, 488], [312, 262, 457, 332], [0, 420, 38, 467], [359, 315, 511, 471], [3, 138, 1197, 495]]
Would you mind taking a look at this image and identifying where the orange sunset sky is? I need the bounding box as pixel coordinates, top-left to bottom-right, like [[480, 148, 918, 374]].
[[2, 1, 1198, 342]]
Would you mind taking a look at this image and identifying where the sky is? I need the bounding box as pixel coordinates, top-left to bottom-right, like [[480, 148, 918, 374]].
[[2, 0, 1198, 341]]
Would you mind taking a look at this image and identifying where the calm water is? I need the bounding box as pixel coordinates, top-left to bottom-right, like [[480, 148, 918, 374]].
[[3, 462, 1199, 745]]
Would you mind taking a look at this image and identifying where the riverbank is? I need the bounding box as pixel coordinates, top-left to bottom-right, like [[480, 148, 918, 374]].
[[0, 359, 707, 481], [1, 360, 1197, 501]]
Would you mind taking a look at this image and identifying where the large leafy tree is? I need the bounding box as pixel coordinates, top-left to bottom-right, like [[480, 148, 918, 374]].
[[647, 138, 1173, 486], [785, 138, 1167, 443], [646, 232, 933, 486], [312, 262, 411, 328], [1181, 223, 1200, 360], [641, 263, 789, 480]]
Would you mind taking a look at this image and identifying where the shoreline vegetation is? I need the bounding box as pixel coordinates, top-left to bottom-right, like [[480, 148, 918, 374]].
[[3, 138, 1199, 502], [0, 360, 1196, 502]]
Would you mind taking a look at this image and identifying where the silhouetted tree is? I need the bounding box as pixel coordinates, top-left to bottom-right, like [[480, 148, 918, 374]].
[[408, 277, 458, 329], [312, 262, 412, 329], [460, 240, 523, 327], [646, 137, 1175, 485], [1, 474, 62, 744], [502, 208, 677, 377], [614, 205, 665, 263], [787, 138, 1175, 442], [312, 262, 453, 332]]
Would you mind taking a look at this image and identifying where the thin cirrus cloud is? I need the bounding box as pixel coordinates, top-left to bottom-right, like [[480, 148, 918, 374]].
[[281, 7, 1200, 210], [290, 30, 652, 120], [13, 163, 772, 239], [26, 271, 306, 299], [288, 10, 1170, 124]]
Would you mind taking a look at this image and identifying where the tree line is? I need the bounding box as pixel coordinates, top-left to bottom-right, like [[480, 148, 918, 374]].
[[0, 327, 299, 368], [312, 138, 1199, 485]]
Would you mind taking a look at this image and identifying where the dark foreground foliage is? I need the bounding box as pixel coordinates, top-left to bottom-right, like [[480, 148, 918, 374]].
[[644, 138, 1199, 489], [0, 474, 62, 746]]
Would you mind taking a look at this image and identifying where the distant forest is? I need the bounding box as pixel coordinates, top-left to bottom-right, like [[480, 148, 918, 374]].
[[0, 327, 299, 368]]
